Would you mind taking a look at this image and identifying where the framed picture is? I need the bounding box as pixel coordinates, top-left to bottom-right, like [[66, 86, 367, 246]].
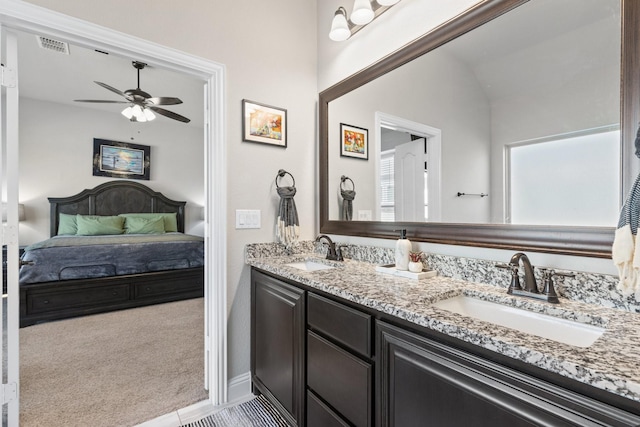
[[92, 138, 150, 180], [242, 99, 287, 147], [340, 123, 368, 160]]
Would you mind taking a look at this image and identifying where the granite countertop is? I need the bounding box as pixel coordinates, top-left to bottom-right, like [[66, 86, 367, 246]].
[[246, 251, 640, 404]]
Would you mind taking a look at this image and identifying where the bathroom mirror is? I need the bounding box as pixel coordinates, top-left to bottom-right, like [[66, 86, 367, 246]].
[[319, 0, 639, 257]]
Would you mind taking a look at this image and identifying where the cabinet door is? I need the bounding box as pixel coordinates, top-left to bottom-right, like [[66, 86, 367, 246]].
[[376, 321, 615, 427], [251, 270, 305, 426]]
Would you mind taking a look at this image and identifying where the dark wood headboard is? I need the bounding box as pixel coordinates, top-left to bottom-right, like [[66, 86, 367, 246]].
[[48, 181, 186, 237]]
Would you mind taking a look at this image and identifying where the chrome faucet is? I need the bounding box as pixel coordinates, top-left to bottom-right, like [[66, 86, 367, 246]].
[[315, 235, 343, 261]]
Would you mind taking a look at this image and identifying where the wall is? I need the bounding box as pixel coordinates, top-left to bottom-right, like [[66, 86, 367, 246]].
[[22, 0, 318, 381], [327, 49, 491, 223], [19, 98, 205, 245], [317, 0, 618, 277]]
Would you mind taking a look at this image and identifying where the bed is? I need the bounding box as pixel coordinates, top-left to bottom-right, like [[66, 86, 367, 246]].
[[19, 180, 204, 327]]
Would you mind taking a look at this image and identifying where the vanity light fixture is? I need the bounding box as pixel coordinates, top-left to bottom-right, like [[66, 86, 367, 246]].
[[351, 0, 375, 25], [329, 0, 401, 42]]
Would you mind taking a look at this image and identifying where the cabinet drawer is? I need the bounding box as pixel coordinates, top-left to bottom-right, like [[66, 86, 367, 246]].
[[134, 277, 201, 298], [307, 390, 350, 427], [28, 284, 129, 313], [308, 331, 372, 427], [308, 292, 371, 357]]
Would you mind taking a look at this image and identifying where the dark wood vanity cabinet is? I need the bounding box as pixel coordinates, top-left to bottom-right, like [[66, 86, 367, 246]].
[[251, 268, 640, 427], [250, 270, 373, 427], [376, 321, 640, 427], [251, 270, 306, 426]]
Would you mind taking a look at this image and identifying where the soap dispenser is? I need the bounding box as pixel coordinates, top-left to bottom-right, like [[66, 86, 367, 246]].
[[395, 229, 411, 271]]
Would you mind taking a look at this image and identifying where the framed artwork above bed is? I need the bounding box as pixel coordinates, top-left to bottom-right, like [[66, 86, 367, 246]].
[[92, 138, 151, 180]]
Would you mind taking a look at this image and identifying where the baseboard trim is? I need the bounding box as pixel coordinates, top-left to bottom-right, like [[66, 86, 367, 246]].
[[227, 371, 252, 403]]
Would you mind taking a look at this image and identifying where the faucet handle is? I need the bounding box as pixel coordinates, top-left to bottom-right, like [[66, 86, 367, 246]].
[[497, 263, 521, 293], [538, 268, 573, 303], [540, 269, 558, 301], [541, 268, 575, 303]]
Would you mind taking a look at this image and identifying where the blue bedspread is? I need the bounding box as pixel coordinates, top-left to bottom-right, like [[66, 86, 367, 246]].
[[19, 233, 204, 284]]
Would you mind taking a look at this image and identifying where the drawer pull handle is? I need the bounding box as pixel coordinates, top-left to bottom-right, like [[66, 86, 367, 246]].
[[43, 300, 49, 304], [112, 292, 118, 296], [146, 287, 151, 291]]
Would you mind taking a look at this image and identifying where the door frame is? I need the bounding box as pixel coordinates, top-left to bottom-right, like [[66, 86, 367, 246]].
[[0, 0, 228, 406]]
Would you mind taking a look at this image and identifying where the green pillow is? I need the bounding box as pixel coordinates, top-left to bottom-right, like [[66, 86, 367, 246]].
[[76, 215, 125, 236], [119, 213, 178, 232], [57, 213, 78, 235], [124, 216, 166, 234]]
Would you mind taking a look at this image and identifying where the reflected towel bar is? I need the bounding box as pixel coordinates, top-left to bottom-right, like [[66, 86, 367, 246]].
[[457, 192, 488, 197]]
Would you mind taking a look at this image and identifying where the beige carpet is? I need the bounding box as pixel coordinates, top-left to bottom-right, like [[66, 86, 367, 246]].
[[20, 298, 208, 427]]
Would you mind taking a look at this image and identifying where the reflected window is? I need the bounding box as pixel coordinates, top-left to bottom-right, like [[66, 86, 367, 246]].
[[507, 127, 620, 226], [380, 150, 395, 221]]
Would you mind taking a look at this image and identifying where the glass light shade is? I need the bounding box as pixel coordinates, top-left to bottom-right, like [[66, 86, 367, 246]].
[[131, 104, 146, 122], [143, 108, 156, 121], [377, 0, 400, 5], [351, 0, 374, 25], [329, 9, 351, 41], [121, 106, 134, 119], [132, 104, 143, 116]]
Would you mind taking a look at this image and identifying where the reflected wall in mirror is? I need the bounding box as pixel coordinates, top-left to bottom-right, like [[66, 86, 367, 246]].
[[328, 0, 621, 226], [320, 0, 640, 257]]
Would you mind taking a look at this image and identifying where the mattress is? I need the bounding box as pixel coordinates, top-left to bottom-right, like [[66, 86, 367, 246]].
[[19, 233, 204, 284]]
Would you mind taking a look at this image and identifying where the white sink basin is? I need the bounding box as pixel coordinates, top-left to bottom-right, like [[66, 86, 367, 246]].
[[432, 295, 604, 348], [285, 260, 337, 272]]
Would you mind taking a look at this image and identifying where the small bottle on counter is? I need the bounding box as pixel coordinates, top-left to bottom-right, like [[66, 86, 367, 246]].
[[395, 229, 411, 271]]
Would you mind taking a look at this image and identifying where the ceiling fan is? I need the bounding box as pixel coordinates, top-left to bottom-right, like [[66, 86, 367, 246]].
[[74, 61, 190, 123]]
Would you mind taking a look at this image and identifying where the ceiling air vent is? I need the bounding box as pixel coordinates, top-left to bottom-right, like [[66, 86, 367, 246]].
[[36, 36, 70, 55]]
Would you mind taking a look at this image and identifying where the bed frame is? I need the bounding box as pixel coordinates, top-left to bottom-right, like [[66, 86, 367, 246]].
[[20, 180, 204, 327]]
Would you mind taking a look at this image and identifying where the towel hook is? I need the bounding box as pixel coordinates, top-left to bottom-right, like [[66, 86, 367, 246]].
[[340, 175, 355, 192], [275, 169, 296, 188]]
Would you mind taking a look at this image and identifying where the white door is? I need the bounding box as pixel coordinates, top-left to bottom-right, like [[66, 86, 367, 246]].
[[1, 28, 21, 426], [394, 139, 425, 221]]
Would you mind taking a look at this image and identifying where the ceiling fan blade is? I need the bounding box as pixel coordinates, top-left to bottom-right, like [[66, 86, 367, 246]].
[[146, 97, 183, 106], [74, 99, 128, 103], [94, 81, 127, 98], [149, 106, 191, 123]]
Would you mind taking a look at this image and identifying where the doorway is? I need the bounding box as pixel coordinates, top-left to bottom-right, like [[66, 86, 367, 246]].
[[0, 2, 227, 424], [375, 112, 442, 222]]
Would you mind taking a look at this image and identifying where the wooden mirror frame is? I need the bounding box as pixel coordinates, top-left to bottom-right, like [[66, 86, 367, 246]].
[[319, 0, 639, 258]]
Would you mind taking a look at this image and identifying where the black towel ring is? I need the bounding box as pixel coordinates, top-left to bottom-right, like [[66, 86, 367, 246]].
[[275, 169, 296, 188], [340, 175, 355, 192]]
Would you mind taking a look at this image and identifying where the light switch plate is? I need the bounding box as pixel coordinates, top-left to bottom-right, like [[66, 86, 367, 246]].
[[235, 209, 261, 229], [358, 210, 372, 221]]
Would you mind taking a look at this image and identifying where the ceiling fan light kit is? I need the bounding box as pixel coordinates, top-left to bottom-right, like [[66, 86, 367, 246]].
[[121, 103, 156, 122], [75, 61, 191, 123]]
